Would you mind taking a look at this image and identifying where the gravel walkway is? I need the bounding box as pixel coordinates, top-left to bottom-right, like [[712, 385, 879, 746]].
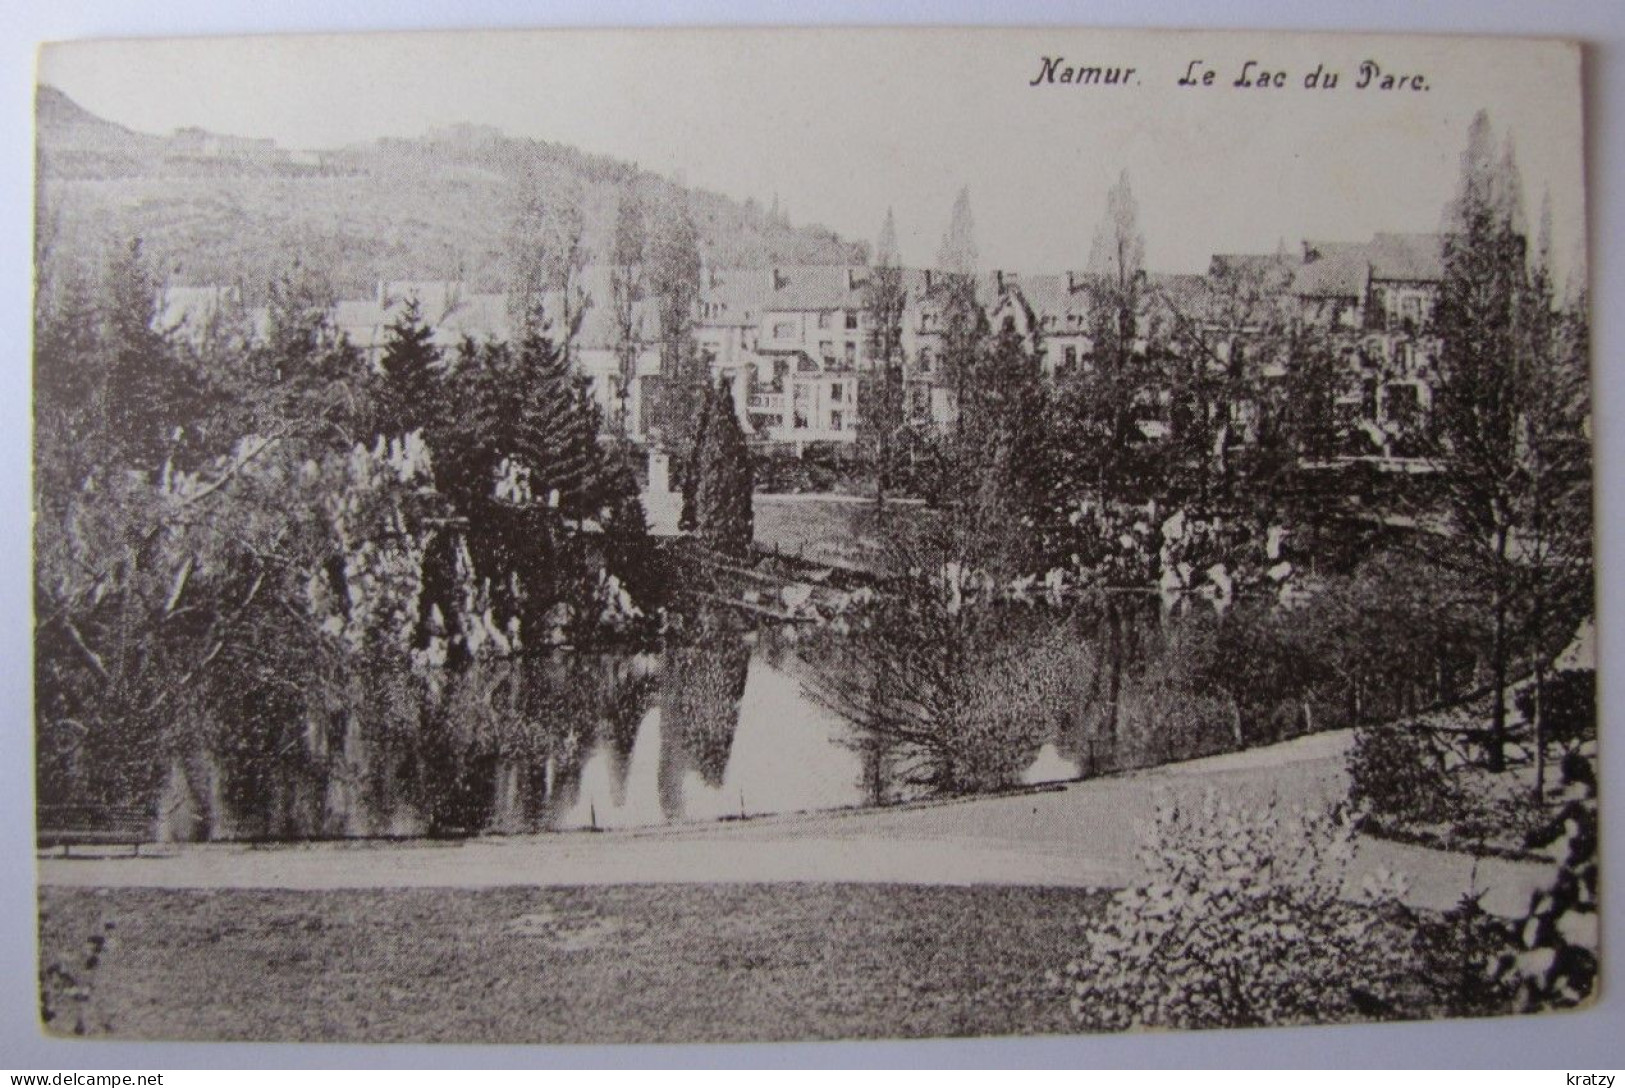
[[37, 729, 1554, 917]]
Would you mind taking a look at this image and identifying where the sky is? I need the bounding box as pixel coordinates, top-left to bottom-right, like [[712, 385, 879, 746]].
[[39, 27, 1588, 278]]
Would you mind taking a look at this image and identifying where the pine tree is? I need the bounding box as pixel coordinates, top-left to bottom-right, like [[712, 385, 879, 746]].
[[507, 311, 607, 520], [375, 297, 444, 441], [99, 238, 197, 472], [1514, 195, 1593, 800], [690, 381, 755, 558]]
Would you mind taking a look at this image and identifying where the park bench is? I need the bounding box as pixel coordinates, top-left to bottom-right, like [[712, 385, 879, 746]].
[[37, 804, 153, 857]]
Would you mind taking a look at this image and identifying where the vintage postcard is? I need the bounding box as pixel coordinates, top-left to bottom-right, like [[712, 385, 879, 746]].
[[32, 26, 1594, 1043]]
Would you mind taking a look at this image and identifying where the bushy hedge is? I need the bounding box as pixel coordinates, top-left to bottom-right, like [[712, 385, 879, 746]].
[[1057, 792, 1516, 1030], [1347, 722, 1464, 829], [1058, 794, 1418, 1030]]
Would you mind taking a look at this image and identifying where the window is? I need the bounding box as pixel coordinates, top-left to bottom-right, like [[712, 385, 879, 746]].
[[918, 349, 932, 373], [1064, 346, 1077, 369], [1401, 295, 1424, 328], [845, 311, 859, 330], [845, 342, 856, 367], [773, 320, 797, 339], [820, 340, 835, 364], [830, 382, 844, 403], [830, 410, 844, 432]]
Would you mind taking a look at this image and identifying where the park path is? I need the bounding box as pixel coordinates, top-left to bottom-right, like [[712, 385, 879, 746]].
[[37, 729, 1553, 918]]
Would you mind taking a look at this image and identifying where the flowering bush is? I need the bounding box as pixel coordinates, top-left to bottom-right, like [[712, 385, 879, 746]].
[[1059, 792, 1419, 1030]]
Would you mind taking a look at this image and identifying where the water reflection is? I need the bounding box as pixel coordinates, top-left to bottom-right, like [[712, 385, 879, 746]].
[[180, 599, 1340, 841], [548, 639, 869, 830]]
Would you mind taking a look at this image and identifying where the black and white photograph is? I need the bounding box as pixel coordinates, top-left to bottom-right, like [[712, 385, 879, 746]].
[[28, 25, 1598, 1047]]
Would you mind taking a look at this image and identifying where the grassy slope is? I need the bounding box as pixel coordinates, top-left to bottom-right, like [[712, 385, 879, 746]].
[[39, 884, 1106, 1044]]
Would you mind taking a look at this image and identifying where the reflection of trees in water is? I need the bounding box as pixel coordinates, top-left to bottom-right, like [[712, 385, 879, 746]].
[[801, 577, 1072, 796], [181, 642, 725, 837], [599, 655, 659, 809], [658, 634, 752, 818], [803, 580, 1285, 797]]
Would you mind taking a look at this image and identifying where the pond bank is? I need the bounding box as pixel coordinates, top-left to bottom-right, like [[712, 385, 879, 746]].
[[37, 728, 1554, 918]]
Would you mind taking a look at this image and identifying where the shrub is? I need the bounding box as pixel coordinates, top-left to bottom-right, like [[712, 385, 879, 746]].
[[1514, 668, 1596, 753], [1347, 722, 1463, 828], [1492, 752, 1599, 1010], [1058, 793, 1419, 1030]]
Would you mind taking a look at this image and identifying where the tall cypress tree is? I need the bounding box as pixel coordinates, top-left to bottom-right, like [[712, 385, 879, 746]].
[[690, 381, 755, 559], [935, 188, 986, 439], [860, 208, 909, 507], [678, 387, 715, 532]]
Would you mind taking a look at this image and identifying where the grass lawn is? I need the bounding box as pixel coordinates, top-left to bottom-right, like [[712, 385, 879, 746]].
[[38, 883, 1107, 1044], [753, 496, 935, 573]]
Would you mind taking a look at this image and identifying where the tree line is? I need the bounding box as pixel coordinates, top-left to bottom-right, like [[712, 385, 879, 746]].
[[32, 178, 752, 825], [831, 111, 1591, 793]]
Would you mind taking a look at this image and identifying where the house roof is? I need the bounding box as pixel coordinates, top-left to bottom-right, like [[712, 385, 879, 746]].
[[1210, 253, 1280, 277], [331, 272, 660, 353], [1291, 234, 1446, 298], [706, 264, 872, 314], [1366, 232, 1445, 283], [1293, 241, 1369, 298]]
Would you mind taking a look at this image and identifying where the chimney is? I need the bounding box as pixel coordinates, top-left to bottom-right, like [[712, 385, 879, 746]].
[[1067, 271, 1082, 294], [770, 267, 788, 292], [924, 269, 935, 293], [995, 270, 1006, 294]]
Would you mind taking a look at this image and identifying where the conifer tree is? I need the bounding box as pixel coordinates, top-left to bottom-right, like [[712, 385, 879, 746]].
[[679, 385, 714, 533], [99, 238, 197, 472], [690, 381, 755, 558], [375, 297, 444, 441]]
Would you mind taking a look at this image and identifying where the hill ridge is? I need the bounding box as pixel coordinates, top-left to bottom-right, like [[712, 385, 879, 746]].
[[35, 85, 864, 300]]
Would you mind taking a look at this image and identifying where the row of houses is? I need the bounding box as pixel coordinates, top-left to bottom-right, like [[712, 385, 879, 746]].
[[159, 230, 1447, 459]]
